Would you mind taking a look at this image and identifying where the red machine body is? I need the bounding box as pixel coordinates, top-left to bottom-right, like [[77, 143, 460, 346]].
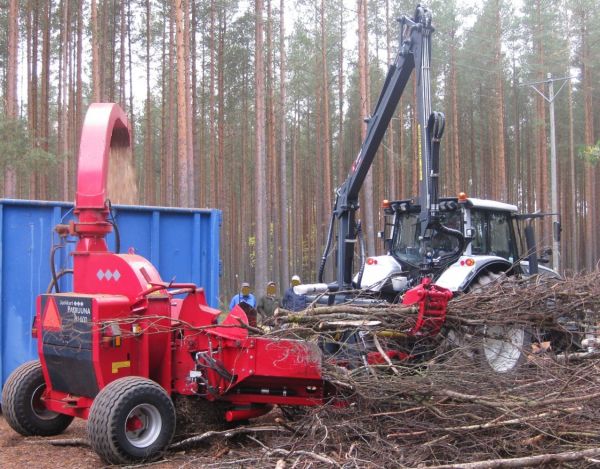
[[35, 104, 326, 423]]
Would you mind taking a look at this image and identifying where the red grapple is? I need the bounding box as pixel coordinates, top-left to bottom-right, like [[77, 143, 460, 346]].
[[402, 277, 453, 336]]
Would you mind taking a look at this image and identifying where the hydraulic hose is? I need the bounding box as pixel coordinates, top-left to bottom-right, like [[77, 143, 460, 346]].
[[47, 269, 74, 294], [434, 220, 466, 268], [318, 210, 336, 283], [49, 244, 64, 293], [106, 199, 121, 253], [356, 221, 366, 288]]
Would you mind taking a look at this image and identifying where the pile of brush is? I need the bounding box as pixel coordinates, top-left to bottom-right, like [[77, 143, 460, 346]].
[[238, 271, 600, 468]]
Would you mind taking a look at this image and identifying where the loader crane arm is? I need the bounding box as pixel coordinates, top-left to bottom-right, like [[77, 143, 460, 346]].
[[319, 5, 464, 291]]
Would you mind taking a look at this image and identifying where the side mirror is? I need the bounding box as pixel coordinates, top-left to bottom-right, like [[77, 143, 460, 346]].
[[553, 221, 561, 242], [524, 224, 538, 274]]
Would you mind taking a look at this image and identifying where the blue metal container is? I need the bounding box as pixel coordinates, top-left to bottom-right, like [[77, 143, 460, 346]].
[[0, 199, 221, 394]]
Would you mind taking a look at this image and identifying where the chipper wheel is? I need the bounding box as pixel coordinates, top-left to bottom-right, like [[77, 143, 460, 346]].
[[87, 376, 176, 465], [2, 360, 74, 436]]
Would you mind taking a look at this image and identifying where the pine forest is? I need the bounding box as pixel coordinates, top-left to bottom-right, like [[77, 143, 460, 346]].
[[0, 0, 599, 304]]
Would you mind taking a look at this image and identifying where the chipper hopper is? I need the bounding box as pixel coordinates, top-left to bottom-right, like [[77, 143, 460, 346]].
[[1, 103, 451, 464]]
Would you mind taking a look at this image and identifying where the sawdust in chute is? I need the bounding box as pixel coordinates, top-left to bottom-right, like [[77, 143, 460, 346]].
[[106, 129, 138, 205]]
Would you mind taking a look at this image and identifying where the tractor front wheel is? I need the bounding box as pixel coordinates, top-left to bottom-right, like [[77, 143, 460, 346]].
[[87, 376, 176, 465], [2, 360, 74, 436], [472, 272, 530, 373]]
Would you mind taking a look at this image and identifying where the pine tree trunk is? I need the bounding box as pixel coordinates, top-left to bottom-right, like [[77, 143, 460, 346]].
[[319, 0, 333, 278], [209, 0, 216, 207], [534, 1, 548, 235], [357, 0, 375, 255], [191, 0, 199, 206], [449, 19, 460, 195], [4, 0, 19, 197], [75, 0, 83, 175], [337, 0, 345, 186], [119, 0, 126, 108], [166, 6, 176, 205], [279, 0, 290, 291], [185, 0, 194, 204], [27, 2, 40, 199], [255, 0, 268, 290], [60, 0, 70, 199], [145, 0, 153, 204], [493, 0, 506, 200], [411, 79, 418, 196], [40, 1, 51, 195], [581, 17, 594, 271], [385, 0, 396, 198], [175, 0, 189, 206], [91, 0, 101, 101]]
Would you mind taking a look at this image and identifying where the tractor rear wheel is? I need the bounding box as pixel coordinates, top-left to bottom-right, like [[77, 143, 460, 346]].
[[2, 360, 74, 436], [87, 376, 176, 465], [472, 272, 530, 373]]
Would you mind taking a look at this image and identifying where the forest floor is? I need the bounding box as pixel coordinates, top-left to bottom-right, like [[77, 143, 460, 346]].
[[0, 410, 291, 469]]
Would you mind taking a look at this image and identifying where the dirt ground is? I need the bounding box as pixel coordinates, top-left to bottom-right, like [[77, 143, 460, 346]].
[[0, 415, 101, 468], [0, 411, 283, 469]]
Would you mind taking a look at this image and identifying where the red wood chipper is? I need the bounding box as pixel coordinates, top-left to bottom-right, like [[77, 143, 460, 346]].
[[1, 104, 452, 464]]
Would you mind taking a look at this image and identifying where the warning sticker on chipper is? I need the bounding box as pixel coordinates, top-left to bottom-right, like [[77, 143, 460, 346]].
[[41, 295, 94, 350], [57, 297, 93, 323]]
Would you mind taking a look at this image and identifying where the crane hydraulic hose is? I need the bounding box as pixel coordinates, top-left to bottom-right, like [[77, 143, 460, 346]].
[[356, 221, 366, 288], [318, 203, 337, 283], [432, 220, 466, 269]]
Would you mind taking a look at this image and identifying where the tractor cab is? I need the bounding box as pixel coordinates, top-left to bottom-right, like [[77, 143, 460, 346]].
[[357, 196, 535, 297], [383, 196, 521, 265]]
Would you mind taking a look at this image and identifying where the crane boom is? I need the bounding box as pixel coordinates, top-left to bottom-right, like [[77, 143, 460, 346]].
[[320, 5, 451, 291]]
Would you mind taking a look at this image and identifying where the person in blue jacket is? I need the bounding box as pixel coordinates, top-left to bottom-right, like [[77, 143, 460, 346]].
[[229, 282, 256, 310], [282, 275, 307, 311]]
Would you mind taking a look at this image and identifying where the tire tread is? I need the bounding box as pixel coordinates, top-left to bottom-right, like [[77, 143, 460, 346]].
[[87, 377, 175, 465], [2, 360, 73, 436]]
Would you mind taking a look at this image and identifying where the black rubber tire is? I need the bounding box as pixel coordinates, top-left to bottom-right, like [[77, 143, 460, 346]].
[[87, 376, 176, 465], [2, 360, 74, 436]]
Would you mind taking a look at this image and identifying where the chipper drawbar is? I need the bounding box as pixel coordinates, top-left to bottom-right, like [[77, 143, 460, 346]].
[[2, 103, 451, 464]]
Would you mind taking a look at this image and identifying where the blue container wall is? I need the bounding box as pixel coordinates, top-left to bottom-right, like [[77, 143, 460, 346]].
[[0, 199, 221, 393]]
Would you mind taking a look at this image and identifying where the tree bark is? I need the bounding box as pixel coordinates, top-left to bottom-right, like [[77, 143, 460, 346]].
[[279, 0, 290, 290], [5, 0, 19, 197], [209, 0, 217, 207], [357, 0, 375, 255], [449, 13, 460, 195], [144, 0, 153, 204], [91, 0, 101, 102], [320, 0, 332, 275], [581, 14, 595, 271], [493, 0, 506, 200], [184, 0, 194, 204], [175, 0, 189, 206], [422, 447, 600, 469], [165, 5, 176, 205], [255, 0, 268, 290], [59, 0, 70, 199]]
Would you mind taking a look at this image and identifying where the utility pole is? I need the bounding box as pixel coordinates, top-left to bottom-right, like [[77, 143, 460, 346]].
[[522, 73, 572, 273]]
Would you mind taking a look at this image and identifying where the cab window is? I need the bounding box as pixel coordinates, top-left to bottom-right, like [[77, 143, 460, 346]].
[[470, 209, 515, 261]]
